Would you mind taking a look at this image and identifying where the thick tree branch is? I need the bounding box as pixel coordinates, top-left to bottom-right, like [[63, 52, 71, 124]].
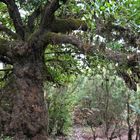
[[40, 0, 67, 29], [27, 6, 42, 32], [42, 32, 84, 51], [0, 24, 18, 39], [2, 0, 25, 40], [50, 18, 88, 33], [42, 32, 139, 66]]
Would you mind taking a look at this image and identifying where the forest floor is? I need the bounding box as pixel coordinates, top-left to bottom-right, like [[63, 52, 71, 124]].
[[49, 125, 137, 140]]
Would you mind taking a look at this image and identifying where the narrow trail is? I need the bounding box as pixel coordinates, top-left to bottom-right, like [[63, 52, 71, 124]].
[[70, 126, 135, 140], [49, 125, 136, 140], [73, 126, 85, 140], [68, 125, 96, 140]]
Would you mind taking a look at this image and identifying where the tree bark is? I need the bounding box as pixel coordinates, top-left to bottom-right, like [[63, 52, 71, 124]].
[[8, 56, 48, 140]]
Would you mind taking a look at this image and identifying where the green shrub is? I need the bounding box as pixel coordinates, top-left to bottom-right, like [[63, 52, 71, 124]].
[[45, 85, 76, 136]]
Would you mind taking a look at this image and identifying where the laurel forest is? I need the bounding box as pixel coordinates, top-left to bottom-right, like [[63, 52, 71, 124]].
[[0, 0, 139, 140]]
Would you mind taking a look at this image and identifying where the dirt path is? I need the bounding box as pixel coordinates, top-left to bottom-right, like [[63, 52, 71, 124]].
[[68, 125, 98, 140], [72, 126, 84, 139], [70, 126, 136, 140], [49, 125, 136, 140]]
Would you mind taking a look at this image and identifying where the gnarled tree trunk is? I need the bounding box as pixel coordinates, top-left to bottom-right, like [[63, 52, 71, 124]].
[[8, 51, 48, 139]]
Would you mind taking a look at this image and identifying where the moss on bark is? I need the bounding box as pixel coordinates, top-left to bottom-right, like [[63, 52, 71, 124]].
[[50, 18, 88, 33]]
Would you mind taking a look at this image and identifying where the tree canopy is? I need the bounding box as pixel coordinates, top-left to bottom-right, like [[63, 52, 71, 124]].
[[0, 0, 139, 89]]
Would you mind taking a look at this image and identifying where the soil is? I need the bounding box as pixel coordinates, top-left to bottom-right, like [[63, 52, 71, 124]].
[[49, 125, 137, 140]]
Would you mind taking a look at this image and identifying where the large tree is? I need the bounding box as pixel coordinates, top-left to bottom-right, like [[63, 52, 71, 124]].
[[0, 0, 139, 139], [0, 0, 88, 139]]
